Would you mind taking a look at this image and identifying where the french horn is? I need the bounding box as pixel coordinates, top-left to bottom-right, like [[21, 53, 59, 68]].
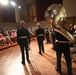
[[45, 4, 74, 44]]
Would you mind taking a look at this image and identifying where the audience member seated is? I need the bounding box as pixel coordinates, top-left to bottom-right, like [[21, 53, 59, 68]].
[[0, 32, 7, 46], [10, 29, 17, 42], [2, 27, 13, 45]]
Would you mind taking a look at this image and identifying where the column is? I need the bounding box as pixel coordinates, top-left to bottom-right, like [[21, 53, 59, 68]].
[[15, 6, 21, 23], [0, 4, 3, 22]]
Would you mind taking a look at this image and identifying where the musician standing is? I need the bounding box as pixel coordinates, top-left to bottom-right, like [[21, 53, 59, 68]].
[[69, 24, 75, 35], [45, 26, 51, 43], [17, 20, 30, 65], [44, 4, 73, 75], [36, 23, 45, 54], [51, 20, 73, 75]]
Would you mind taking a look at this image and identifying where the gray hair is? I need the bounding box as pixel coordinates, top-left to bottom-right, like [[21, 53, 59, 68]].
[[37, 23, 41, 28], [20, 20, 25, 25], [37, 23, 40, 26]]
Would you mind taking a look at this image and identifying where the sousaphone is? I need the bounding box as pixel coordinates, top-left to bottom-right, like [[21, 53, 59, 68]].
[[44, 4, 75, 44]]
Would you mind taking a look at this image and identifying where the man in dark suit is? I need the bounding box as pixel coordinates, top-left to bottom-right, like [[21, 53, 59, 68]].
[[45, 26, 51, 43], [17, 20, 30, 65], [52, 30, 72, 75], [51, 21, 73, 75], [36, 23, 45, 54]]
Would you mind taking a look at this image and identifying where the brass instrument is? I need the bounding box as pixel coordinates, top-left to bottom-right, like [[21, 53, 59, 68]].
[[45, 4, 74, 44]]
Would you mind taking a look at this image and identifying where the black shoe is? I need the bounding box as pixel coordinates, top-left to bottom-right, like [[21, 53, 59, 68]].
[[46, 42, 48, 44], [38, 52, 42, 55], [55, 67, 61, 74], [43, 51, 44, 53], [27, 60, 31, 63], [50, 42, 51, 43], [21, 61, 25, 65]]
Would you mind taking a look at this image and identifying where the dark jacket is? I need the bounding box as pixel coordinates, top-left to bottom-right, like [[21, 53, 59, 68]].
[[45, 29, 49, 37], [36, 27, 44, 41], [52, 30, 70, 52], [17, 27, 30, 45]]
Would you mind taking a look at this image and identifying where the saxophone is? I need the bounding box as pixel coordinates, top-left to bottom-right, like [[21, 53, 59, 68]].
[[44, 4, 74, 44]]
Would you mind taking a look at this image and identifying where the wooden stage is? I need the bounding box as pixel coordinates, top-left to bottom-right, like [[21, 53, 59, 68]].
[[0, 40, 76, 75]]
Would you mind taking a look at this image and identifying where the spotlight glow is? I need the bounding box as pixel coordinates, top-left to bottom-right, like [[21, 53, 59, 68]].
[[0, 0, 8, 5], [18, 6, 21, 9], [11, 1, 16, 6]]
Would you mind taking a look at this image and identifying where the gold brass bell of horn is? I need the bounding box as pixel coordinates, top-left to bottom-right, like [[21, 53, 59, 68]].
[[44, 4, 75, 44]]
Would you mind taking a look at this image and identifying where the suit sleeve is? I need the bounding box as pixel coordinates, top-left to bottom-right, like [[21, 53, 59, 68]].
[[36, 30, 37, 36], [17, 30, 19, 44], [27, 29, 30, 44], [51, 31, 55, 46], [43, 29, 45, 40]]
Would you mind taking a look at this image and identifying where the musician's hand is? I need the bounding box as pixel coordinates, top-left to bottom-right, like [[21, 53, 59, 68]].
[[51, 44, 54, 49], [35, 38, 37, 40]]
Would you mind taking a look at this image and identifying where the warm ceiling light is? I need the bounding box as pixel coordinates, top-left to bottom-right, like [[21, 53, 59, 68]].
[[18, 6, 21, 9], [0, 0, 8, 5], [11, 1, 16, 6]]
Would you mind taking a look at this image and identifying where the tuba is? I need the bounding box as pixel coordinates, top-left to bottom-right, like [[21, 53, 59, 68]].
[[44, 4, 75, 44]]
